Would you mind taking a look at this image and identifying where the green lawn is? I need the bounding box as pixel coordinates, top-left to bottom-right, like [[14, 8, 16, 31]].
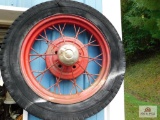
[[125, 93, 159, 120], [125, 53, 160, 119]]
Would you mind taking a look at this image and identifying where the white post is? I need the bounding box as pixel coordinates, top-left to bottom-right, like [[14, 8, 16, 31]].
[[23, 110, 28, 120], [102, 0, 125, 120], [0, 71, 3, 86]]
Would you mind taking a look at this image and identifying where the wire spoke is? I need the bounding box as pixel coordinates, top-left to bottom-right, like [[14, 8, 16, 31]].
[[70, 84, 75, 94], [88, 44, 100, 46], [85, 72, 92, 85], [74, 24, 77, 33], [57, 84, 61, 94], [70, 68, 76, 94], [93, 60, 102, 67], [79, 29, 86, 34], [79, 53, 103, 68], [58, 25, 63, 36], [39, 31, 58, 49], [70, 79, 83, 94], [32, 70, 42, 73], [84, 40, 97, 46], [32, 70, 45, 83], [52, 25, 60, 32], [88, 53, 103, 67], [44, 29, 49, 41], [71, 67, 75, 79], [39, 34, 51, 46], [47, 67, 63, 94], [38, 72, 45, 83], [74, 24, 86, 39], [88, 34, 93, 43], [89, 53, 103, 62], [59, 24, 66, 42], [84, 71, 96, 81], [30, 48, 45, 62], [44, 29, 59, 48], [36, 39, 44, 41], [31, 47, 40, 54], [76, 84, 84, 92], [47, 77, 62, 94], [30, 56, 41, 62], [83, 73, 99, 76], [52, 24, 66, 42], [62, 23, 66, 32], [74, 83, 78, 93], [77, 63, 96, 81], [78, 39, 98, 50], [30, 53, 56, 56], [47, 83, 56, 91], [53, 24, 66, 37], [84, 72, 98, 84], [35, 61, 58, 78], [59, 23, 66, 36], [39, 32, 51, 44], [79, 55, 102, 61], [53, 72, 63, 94], [48, 26, 53, 30], [75, 27, 80, 39]]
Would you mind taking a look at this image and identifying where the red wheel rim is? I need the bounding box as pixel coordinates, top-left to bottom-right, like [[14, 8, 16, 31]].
[[20, 14, 111, 104]]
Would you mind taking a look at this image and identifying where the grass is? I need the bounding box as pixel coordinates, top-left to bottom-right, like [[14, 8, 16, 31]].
[[125, 93, 160, 120], [124, 53, 160, 119]]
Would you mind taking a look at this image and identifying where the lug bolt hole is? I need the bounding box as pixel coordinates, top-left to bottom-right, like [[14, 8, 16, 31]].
[[58, 64, 62, 68], [55, 51, 58, 54], [73, 65, 76, 69]]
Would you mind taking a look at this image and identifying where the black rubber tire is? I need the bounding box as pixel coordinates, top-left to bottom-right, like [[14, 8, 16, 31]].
[[0, 0, 125, 120]]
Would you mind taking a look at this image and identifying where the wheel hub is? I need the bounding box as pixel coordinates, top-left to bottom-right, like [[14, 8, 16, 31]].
[[45, 37, 88, 80], [58, 44, 79, 66]]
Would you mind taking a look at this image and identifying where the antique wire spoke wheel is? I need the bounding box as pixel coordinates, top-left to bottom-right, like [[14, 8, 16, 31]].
[[1, 1, 125, 120], [20, 14, 110, 104]]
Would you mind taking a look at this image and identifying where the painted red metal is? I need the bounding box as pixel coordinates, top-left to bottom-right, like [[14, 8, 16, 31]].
[[45, 37, 88, 80], [20, 14, 111, 104]]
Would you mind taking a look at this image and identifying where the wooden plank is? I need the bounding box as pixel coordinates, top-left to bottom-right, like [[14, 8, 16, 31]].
[[76, 0, 84, 3], [85, 0, 96, 8], [31, 0, 50, 7]]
